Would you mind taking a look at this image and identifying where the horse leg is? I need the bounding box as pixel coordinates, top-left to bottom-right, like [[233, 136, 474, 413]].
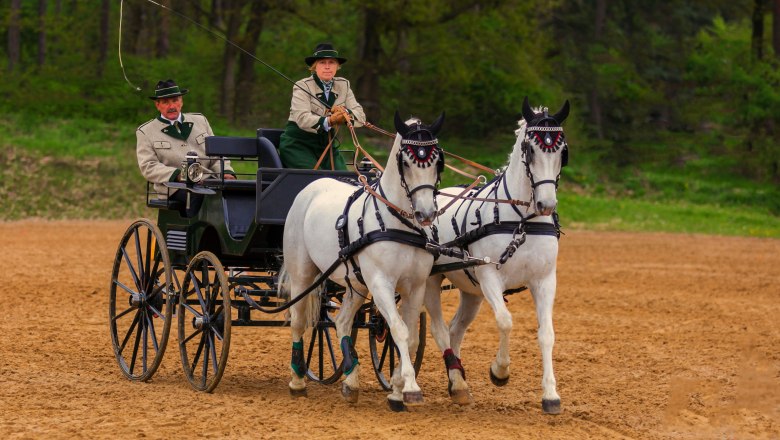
[[424, 276, 472, 405], [476, 275, 512, 386], [448, 290, 483, 357], [285, 259, 320, 398], [335, 291, 366, 404], [371, 286, 422, 409], [530, 275, 561, 414]]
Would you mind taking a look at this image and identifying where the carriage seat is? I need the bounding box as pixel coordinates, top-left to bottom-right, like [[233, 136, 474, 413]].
[[205, 135, 283, 169]]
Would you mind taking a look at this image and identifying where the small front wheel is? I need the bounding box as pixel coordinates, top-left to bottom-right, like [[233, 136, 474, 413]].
[[368, 309, 426, 391], [178, 251, 231, 392]]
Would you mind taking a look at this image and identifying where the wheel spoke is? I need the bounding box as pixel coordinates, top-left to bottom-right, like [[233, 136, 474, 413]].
[[181, 327, 203, 345], [145, 311, 159, 352], [113, 279, 140, 298], [209, 332, 219, 377], [113, 304, 136, 322], [142, 310, 148, 372], [306, 328, 316, 374], [120, 247, 143, 292], [189, 272, 207, 310], [379, 334, 390, 371], [323, 327, 338, 371], [129, 317, 143, 374], [201, 333, 210, 387], [200, 263, 211, 308], [318, 328, 324, 379], [118, 311, 141, 354], [144, 232, 153, 289], [182, 302, 202, 318], [133, 227, 146, 291], [191, 333, 206, 373], [145, 257, 161, 295], [146, 303, 165, 323]]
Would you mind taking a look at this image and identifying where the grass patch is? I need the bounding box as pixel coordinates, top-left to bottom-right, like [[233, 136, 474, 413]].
[[1, 113, 777, 238]]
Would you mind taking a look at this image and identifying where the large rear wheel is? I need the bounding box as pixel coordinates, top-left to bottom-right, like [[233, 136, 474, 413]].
[[178, 251, 231, 392], [108, 219, 174, 382]]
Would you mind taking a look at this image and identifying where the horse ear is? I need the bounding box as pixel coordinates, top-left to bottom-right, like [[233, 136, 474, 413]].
[[429, 111, 445, 136], [552, 100, 570, 124], [394, 110, 409, 137], [521, 96, 536, 123]]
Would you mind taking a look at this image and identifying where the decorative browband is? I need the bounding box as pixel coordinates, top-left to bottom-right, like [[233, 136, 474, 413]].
[[402, 139, 439, 146], [526, 126, 563, 132]]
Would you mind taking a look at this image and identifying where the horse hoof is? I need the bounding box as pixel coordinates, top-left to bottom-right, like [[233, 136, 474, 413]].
[[403, 391, 424, 405], [489, 367, 509, 387], [387, 399, 407, 412], [289, 387, 308, 398], [449, 388, 473, 406], [542, 399, 561, 415], [341, 382, 359, 404]]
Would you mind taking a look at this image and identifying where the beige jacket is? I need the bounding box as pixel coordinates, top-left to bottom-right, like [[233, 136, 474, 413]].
[[288, 76, 366, 133], [136, 113, 233, 198]]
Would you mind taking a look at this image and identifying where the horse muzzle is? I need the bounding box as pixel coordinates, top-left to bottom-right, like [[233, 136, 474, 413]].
[[535, 199, 558, 217], [414, 209, 436, 227]]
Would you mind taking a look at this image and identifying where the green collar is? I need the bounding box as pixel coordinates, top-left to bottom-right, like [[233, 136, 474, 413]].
[[157, 114, 192, 140]]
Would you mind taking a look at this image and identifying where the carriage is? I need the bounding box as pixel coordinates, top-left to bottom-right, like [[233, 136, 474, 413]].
[[108, 128, 425, 392]]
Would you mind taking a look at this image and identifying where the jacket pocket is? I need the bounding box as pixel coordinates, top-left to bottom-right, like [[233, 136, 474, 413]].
[[196, 133, 207, 145], [153, 141, 171, 149]]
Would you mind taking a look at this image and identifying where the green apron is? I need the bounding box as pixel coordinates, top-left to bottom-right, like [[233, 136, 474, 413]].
[[279, 121, 347, 170]]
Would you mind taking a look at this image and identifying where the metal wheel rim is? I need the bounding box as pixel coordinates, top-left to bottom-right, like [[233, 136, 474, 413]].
[[368, 311, 426, 391], [108, 218, 173, 382], [178, 251, 231, 392]]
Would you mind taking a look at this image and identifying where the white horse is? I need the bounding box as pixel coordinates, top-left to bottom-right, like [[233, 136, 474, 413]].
[[424, 97, 569, 414], [283, 112, 445, 411]]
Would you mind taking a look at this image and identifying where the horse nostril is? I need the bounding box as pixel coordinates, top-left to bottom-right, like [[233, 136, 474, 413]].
[[536, 201, 544, 212]]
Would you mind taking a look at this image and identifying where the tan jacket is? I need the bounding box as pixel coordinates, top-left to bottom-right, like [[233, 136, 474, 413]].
[[136, 113, 233, 198], [287, 76, 366, 133]]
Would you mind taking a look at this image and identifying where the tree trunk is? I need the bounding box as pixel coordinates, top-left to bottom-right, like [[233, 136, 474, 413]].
[[157, 0, 170, 57], [97, 0, 110, 77], [38, 0, 47, 67], [773, 0, 780, 58], [234, 1, 267, 125], [589, 0, 607, 139], [8, 0, 22, 72], [752, 0, 766, 61], [219, 1, 242, 120], [355, 6, 383, 123]]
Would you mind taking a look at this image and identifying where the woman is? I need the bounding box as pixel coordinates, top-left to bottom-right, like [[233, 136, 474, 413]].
[[279, 43, 366, 170]]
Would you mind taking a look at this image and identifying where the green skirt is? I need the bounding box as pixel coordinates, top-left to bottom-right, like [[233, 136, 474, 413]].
[[279, 121, 347, 170]]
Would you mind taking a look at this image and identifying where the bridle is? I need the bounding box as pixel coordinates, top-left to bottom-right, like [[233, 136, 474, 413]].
[[396, 123, 444, 204], [520, 113, 568, 196]]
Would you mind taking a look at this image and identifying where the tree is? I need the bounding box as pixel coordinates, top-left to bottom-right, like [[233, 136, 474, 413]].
[[8, 0, 22, 72], [752, 0, 767, 60], [97, 0, 110, 77], [38, 0, 47, 67]]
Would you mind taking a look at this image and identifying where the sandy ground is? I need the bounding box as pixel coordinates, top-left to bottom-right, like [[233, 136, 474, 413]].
[[0, 220, 778, 439]]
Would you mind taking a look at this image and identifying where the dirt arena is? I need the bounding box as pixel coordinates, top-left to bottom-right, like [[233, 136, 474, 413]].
[[0, 220, 777, 439]]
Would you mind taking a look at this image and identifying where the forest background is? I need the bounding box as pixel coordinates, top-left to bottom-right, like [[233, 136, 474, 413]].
[[1, 0, 779, 237]]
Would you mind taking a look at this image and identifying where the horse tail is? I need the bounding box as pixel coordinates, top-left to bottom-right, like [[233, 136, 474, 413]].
[[277, 263, 323, 329]]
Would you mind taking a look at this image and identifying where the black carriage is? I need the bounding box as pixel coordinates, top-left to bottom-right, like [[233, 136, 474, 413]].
[[108, 129, 425, 392]]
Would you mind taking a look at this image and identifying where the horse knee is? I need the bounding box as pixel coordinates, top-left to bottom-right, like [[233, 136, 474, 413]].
[[495, 312, 513, 334]]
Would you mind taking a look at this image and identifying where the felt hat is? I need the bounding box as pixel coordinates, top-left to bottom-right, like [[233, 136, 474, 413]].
[[149, 79, 189, 100], [305, 43, 347, 66]]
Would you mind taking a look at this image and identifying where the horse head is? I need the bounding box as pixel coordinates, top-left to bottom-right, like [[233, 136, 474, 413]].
[[516, 96, 570, 216], [391, 111, 446, 226]]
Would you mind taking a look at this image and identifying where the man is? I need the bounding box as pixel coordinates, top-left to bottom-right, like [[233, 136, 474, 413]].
[[136, 79, 235, 217]]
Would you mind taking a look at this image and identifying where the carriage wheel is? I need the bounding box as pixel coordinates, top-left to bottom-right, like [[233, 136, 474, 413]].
[[109, 219, 174, 382], [178, 251, 231, 392], [305, 291, 359, 385], [368, 308, 426, 391]]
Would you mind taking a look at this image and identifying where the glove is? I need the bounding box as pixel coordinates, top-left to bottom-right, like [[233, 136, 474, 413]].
[[329, 109, 347, 125]]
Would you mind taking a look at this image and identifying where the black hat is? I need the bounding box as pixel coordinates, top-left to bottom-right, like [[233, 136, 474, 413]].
[[305, 43, 347, 67], [149, 79, 189, 100]]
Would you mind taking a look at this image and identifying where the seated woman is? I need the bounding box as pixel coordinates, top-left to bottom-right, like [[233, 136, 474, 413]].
[[279, 43, 366, 170]]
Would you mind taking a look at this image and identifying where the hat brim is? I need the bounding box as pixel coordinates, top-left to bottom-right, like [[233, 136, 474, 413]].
[[305, 56, 347, 67], [149, 89, 189, 100]]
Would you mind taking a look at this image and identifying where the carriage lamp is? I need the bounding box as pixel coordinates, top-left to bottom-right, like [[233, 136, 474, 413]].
[[358, 157, 373, 172], [181, 151, 205, 184]]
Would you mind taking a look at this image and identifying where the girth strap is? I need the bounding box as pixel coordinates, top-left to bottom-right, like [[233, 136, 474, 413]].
[[339, 229, 431, 260], [444, 221, 559, 249]]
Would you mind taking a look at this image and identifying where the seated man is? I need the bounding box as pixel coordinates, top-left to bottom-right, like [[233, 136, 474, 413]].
[[136, 79, 235, 217]]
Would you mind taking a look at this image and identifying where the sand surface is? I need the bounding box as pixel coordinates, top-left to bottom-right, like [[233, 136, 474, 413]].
[[0, 220, 778, 439]]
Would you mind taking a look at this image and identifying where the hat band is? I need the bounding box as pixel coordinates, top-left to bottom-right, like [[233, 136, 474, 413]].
[[312, 49, 339, 58], [155, 86, 183, 98]]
